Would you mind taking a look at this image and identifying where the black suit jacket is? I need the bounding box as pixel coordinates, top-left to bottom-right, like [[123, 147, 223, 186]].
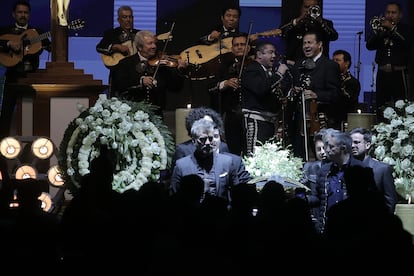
[[110, 53, 184, 112], [241, 61, 284, 114], [363, 156, 398, 213], [0, 25, 51, 81], [292, 55, 342, 128], [199, 25, 239, 45], [279, 17, 338, 61], [96, 27, 140, 56]]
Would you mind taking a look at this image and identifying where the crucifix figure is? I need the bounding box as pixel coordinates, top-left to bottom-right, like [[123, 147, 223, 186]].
[[51, 0, 70, 62], [56, 0, 70, 26]]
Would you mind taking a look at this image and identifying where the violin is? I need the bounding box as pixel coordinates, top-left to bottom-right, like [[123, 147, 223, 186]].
[[148, 54, 182, 67]]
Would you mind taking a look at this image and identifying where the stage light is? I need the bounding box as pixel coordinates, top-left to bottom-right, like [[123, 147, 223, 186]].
[[47, 165, 65, 187], [15, 165, 37, 180], [0, 137, 22, 159], [31, 137, 54, 159]]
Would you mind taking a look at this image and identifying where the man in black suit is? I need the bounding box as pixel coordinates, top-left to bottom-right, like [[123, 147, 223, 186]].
[[241, 40, 290, 156], [96, 5, 140, 94], [290, 31, 341, 160], [172, 107, 229, 169], [207, 33, 252, 156], [366, 2, 413, 122], [170, 118, 241, 205], [109, 30, 188, 117], [0, 1, 51, 138], [349, 127, 398, 213], [279, 0, 338, 65], [332, 49, 361, 123], [199, 4, 241, 45]]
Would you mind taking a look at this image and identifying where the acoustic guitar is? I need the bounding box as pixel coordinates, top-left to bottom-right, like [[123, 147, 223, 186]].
[[180, 28, 282, 65], [101, 31, 173, 67], [0, 19, 85, 67]]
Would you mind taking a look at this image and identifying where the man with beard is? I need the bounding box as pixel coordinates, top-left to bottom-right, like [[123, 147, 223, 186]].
[[208, 33, 252, 156], [0, 1, 51, 138], [349, 127, 398, 213], [170, 118, 241, 205], [96, 6, 140, 95]]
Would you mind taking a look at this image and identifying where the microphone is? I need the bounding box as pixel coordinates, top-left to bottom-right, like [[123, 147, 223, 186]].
[[356, 30, 363, 35]]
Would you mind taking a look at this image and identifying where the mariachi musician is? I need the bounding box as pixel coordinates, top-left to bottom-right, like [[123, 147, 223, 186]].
[[241, 40, 291, 156], [290, 31, 341, 160], [110, 30, 188, 117], [0, 0, 51, 139], [207, 32, 254, 156], [332, 49, 361, 126]]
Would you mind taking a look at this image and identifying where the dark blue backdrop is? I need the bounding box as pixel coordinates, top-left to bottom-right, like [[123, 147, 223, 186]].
[[0, 0, 113, 37]]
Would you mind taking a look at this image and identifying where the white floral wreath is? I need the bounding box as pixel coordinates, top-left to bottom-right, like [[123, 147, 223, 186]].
[[59, 94, 173, 194]]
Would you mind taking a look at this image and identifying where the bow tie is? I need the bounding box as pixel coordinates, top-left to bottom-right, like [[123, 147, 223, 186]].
[[266, 68, 274, 77]]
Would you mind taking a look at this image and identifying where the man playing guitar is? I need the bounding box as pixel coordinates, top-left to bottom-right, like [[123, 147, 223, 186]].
[[0, 0, 51, 139], [96, 5, 140, 94]]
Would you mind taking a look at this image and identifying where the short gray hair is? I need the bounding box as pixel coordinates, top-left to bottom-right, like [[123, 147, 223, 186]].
[[134, 30, 156, 49], [190, 118, 215, 139]]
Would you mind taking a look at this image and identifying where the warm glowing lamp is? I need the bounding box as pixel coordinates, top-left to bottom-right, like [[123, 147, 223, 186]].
[[15, 165, 37, 180], [47, 165, 65, 186], [31, 137, 54, 159], [0, 137, 22, 159]]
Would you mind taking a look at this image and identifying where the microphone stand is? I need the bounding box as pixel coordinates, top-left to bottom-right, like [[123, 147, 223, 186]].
[[356, 31, 363, 81], [370, 62, 376, 113]]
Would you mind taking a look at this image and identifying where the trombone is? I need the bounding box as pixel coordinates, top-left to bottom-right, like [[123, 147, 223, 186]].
[[369, 15, 387, 33]]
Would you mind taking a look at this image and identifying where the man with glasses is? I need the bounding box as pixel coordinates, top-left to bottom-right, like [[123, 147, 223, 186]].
[[170, 118, 242, 205]]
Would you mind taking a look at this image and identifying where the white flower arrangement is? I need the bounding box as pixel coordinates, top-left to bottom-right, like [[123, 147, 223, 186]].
[[58, 94, 175, 194], [243, 140, 304, 190], [371, 99, 414, 203]]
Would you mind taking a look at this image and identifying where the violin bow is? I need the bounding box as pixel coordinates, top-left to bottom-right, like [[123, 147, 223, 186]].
[[152, 21, 175, 80], [238, 21, 253, 81]]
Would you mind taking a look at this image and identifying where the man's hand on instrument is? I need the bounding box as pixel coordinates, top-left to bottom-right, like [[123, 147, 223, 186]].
[[304, 89, 317, 100], [177, 58, 189, 69], [279, 96, 288, 106], [7, 40, 22, 52], [112, 43, 130, 55], [291, 86, 302, 97], [225, 77, 240, 89], [209, 30, 222, 41], [142, 76, 157, 88]]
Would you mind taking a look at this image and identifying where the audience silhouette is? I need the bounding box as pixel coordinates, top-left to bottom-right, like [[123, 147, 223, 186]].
[[2, 146, 412, 273]]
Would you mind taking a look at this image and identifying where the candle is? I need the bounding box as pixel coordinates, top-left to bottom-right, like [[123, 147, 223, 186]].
[[347, 113, 376, 130]]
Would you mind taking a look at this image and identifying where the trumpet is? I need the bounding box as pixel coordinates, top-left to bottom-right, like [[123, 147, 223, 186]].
[[370, 16, 387, 33], [308, 5, 321, 19]]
